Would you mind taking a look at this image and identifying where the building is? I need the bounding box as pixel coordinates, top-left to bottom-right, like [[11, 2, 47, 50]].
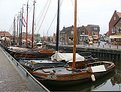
[[77, 26, 88, 44], [60, 26, 74, 45], [109, 10, 121, 45], [86, 24, 100, 43], [0, 31, 12, 38], [18, 32, 42, 46], [60, 25, 100, 45], [0, 31, 12, 46]]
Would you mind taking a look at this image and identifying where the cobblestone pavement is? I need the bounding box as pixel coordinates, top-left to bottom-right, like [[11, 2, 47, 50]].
[[0, 47, 33, 91]]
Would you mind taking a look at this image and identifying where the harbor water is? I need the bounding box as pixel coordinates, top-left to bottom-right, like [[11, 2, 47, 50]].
[[43, 60, 121, 91]]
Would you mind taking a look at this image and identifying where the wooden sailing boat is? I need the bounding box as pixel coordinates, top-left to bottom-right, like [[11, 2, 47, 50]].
[[7, 0, 54, 60], [18, 0, 66, 71], [18, 0, 87, 72], [6, 1, 35, 57], [31, 0, 115, 86]]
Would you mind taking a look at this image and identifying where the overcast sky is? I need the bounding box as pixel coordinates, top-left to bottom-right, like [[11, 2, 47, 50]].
[[0, 0, 121, 36]]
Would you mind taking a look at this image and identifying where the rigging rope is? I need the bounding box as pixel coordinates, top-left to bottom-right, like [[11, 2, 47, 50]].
[[35, 0, 49, 28], [46, 0, 64, 36], [36, 0, 51, 34]]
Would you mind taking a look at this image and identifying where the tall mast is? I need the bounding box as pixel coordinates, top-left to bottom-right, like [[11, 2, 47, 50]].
[[55, 0, 60, 51], [16, 15, 19, 46], [26, 1, 29, 48], [20, 7, 24, 47], [13, 17, 16, 46], [72, 0, 77, 69], [32, 0, 36, 48], [18, 12, 21, 46]]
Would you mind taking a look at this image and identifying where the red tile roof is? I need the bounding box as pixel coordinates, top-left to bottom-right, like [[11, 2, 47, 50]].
[[0, 31, 12, 37]]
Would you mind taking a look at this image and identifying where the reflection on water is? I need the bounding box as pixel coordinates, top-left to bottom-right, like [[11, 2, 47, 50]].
[[42, 60, 121, 91], [93, 60, 121, 91], [45, 71, 115, 91]]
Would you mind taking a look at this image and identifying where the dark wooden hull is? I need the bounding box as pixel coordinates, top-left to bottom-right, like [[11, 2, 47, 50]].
[[32, 61, 115, 86], [6, 47, 54, 60], [38, 49, 55, 56], [36, 67, 115, 86], [14, 51, 41, 60], [46, 70, 115, 91], [19, 59, 67, 73]]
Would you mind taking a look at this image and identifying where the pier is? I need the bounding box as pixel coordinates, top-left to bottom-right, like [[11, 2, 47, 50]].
[[0, 47, 49, 92], [47, 44, 121, 61]]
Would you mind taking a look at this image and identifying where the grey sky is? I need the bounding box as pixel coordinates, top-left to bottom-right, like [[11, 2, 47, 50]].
[[0, 0, 121, 36]]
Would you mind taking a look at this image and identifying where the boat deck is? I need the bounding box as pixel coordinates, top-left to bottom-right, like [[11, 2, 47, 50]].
[[0, 47, 49, 91]]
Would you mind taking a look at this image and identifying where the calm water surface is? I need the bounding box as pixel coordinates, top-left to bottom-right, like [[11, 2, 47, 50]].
[[43, 60, 121, 91]]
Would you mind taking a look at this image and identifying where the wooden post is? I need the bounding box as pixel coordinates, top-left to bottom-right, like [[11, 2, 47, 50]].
[[26, 1, 29, 48], [32, 0, 36, 48], [56, 0, 60, 52], [72, 0, 77, 69]]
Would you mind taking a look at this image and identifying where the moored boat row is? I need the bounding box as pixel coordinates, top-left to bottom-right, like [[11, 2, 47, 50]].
[[1, 0, 115, 88]]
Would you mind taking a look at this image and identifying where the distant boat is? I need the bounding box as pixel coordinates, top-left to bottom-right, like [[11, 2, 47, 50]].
[[31, 0, 115, 86], [7, 45, 54, 60]]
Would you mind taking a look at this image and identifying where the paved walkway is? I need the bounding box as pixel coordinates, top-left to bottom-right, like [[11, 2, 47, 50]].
[[0, 47, 32, 91], [0, 47, 49, 92]]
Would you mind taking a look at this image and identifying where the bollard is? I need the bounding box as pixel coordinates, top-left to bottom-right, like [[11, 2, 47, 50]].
[[91, 74, 96, 81]]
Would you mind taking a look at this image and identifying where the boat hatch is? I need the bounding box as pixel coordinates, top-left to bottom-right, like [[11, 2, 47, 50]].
[[91, 65, 106, 73]]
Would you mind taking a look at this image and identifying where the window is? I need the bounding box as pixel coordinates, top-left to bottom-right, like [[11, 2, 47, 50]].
[[71, 31, 73, 35], [94, 27, 98, 30], [114, 16, 116, 20]]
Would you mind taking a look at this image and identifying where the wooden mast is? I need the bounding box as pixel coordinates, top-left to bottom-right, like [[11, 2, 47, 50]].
[[20, 7, 24, 47], [18, 11, 21, 46], [72, 0, 77, 69], [13, 17, 16, 46], [16, 15, 19, 46], [26, 1, 29, 48], [55, 0, 60, 52], [32, 0, 36, 48]]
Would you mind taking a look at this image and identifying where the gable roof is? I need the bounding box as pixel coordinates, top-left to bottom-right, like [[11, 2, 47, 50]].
[[60, 26, 73, 33], [86, 24, 100, 32], [112, 11, 121, 27], [116, 11, 121, 18]]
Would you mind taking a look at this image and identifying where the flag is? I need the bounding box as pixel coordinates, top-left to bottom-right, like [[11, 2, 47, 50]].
[[20, 16, 26, 27], [22, 16, 27, 25]]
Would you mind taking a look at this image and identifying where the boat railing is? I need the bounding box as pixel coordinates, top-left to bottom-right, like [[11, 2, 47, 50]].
[[1, 47, 50, 92]]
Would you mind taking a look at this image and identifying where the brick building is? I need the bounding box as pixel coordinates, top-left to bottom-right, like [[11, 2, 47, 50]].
[[60, 25, 100, 45], [109, 10, 121, 45], [0, 31, 12, 46], [86, 25, 100, 43], [0, 31, 12, 38]]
